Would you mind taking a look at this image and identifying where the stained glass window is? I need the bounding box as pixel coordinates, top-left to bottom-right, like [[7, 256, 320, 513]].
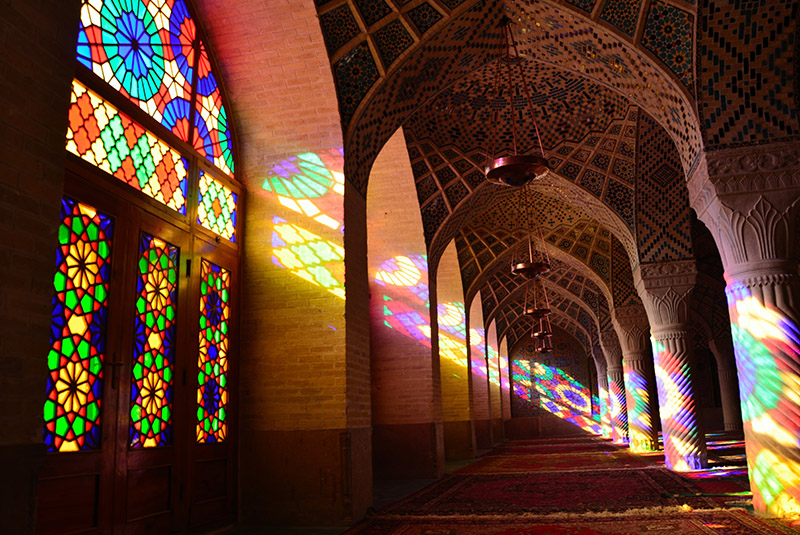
[[130, 234, 179, 448], [77, 0, 195, 142], [67, 79, 188, 214], [193, 42, 235, 177], [44, 198, 114, 452], [76, 0, 235, 177], [197, 171, 237, 242], [197, 260, 230, 443]]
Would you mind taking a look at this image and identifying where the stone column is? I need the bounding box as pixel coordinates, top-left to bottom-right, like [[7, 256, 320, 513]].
[[689, 142, 800, 516], [599, 331, 628, 444], [613, 306, 659, 452], [592, 347, 612, 439], [636, 261, 708, 470], [708, 335, 743, 432]]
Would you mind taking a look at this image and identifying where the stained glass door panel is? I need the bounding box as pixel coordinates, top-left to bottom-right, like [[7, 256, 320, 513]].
[[187, 240, 237, 531], [37, 188, 128, 535], [114, 213, 190, 535]]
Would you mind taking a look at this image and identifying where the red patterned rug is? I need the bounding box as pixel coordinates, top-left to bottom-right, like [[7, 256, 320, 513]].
[[344, 509, 797, 534], [458, 451, 647, 474], [378, 469, 724, 515], [486, 443, 618, 456]]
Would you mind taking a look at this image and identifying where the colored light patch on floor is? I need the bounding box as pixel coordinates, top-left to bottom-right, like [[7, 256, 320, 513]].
[[271, 216, 345, 299]]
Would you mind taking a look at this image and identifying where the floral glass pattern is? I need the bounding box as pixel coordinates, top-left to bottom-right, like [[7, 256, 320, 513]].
[[130, 234, 179, 448], [197, 259, 230, 443], [44, 198, 114, 452]]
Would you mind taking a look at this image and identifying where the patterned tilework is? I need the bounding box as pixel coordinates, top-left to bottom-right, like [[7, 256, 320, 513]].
[[407, 3, 443, 34], [603, 179, 634, 230], [610, 235, 640, 307], [440, 0, 467, 9], [373, 19, 415, 68], [641, 1, 694, 88], [599, 0, 641, 36], [565, 0, 598, 13], [420, 195, 449, 240], [697, 0, 799, 148], [445, 181, 469, 208], [354, 0, 392, 26], [635, 111, 693, 263], [405, 58, 631, 158], [333, 42, 380, 127], [339, 0, 702, 196], [319, 5, 361, 56]]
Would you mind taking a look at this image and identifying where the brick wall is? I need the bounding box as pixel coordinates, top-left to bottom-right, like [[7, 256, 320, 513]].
[[488, 321, 502, 420], [469, 293, 490, 421], [437, 242, 472, 423], [194, 0, 371, 524], [500, 338, 512, 420], [0, 0, 80, 531]]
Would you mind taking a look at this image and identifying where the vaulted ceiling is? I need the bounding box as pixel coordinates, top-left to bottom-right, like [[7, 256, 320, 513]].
[[306, 0, 797, 352]]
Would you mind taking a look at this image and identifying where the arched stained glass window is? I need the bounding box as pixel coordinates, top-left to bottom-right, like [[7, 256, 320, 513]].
[[76, 0, 235, 178]]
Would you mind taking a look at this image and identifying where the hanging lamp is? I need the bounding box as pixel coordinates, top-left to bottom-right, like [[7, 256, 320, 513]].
[[485, 17, 549, 187], [511, 185, 551, 278]]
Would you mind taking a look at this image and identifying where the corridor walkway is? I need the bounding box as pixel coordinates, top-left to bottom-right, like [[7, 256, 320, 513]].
[[343, 434, 800, 535]]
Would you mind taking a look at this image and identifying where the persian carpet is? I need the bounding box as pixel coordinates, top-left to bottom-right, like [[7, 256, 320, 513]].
[[344, 509, 797, 535], [457, 451, 647, 474], [379, 469, 722, 515]]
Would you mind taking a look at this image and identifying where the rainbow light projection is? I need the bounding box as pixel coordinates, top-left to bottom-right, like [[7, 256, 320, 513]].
[[262, 149, 344, 230], [609, 372, 629, 444], [599, 385, 612, 438], [512, 360, 601, 434], [265, 150, 347, 299], [652, 337, 705, 470], [271, 216, 345, 299], [470, 327, 488, 379], [438, 302, 468, 368], [66, 79, 188, 214], [44, 198, 113, 452], [624, 365, 656, 452], [726, 277, 800, 518], [375, 255, 431, 345]]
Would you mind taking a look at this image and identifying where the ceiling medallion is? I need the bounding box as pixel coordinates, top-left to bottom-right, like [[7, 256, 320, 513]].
[[484, 17, 550, 187]]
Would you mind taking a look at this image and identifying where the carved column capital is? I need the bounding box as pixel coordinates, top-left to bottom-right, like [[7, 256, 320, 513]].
[[598, 330, 623, 368], [611, 305, 650, 354], [687, 142, 800, 275], [634, 260, 697, 333]]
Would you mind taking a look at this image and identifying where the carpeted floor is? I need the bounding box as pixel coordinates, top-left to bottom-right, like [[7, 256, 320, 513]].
[[342, 434, 800, 535]]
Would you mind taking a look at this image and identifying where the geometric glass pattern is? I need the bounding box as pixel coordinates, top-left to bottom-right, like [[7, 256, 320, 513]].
[[197, 171, 237, 243], [77, 0, 195, 143], [193, 42, 235, 177], [197, 259, 230, 443], [130, 234, 179, 448], [44, 198, 114, 452], [76, 0, 235, 177], [66, 79, 189, 214]]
